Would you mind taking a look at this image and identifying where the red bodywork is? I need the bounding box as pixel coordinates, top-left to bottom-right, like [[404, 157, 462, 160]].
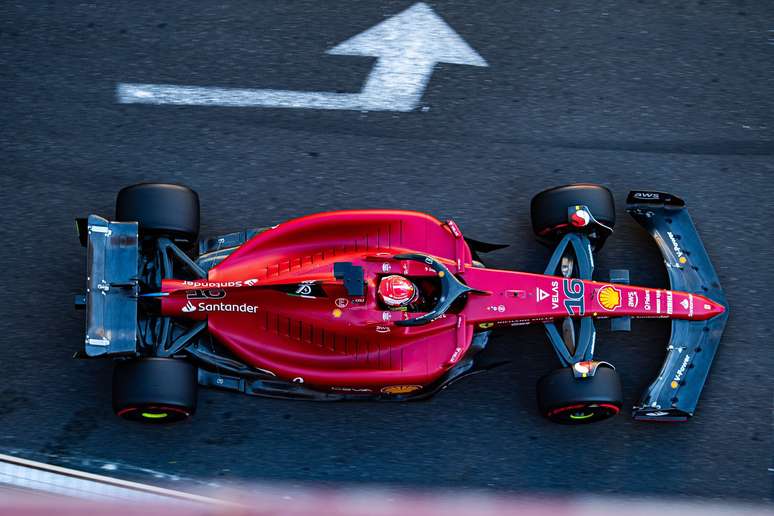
[[159, 210, 725, 393]]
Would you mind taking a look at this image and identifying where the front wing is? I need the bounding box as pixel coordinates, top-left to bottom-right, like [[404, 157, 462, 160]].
[[626, 191, 729, 421]]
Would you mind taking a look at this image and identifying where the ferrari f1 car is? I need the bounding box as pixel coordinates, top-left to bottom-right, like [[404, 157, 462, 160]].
[[75, 183, 728, 424]]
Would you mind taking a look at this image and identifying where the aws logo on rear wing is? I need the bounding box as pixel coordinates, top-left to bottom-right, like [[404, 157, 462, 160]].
[[626, 190, 685, 207], [631, 191, 660, 200]]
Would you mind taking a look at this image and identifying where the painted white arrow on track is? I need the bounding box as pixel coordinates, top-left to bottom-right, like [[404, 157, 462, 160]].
[[116, 2, 487, 112]]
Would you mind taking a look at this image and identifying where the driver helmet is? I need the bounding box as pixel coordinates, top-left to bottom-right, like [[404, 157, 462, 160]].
[[378, 275, 418, 308]]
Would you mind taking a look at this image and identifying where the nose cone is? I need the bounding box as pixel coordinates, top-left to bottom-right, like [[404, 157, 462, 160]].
[[693, 295, 727, 320]]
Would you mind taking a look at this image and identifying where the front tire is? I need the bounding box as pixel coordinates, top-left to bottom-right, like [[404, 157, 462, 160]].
[[530, 183, 615, 248], [112, 358, 198, 423], [536, 365, 622, 424]]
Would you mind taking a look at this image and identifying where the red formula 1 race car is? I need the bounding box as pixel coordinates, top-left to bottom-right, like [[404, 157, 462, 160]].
[[76, 183, 728, 424]]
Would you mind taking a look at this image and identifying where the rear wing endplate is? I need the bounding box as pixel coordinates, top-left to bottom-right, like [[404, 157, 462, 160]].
[[626, 191, 729, 421], [83, 215, 140, 357]]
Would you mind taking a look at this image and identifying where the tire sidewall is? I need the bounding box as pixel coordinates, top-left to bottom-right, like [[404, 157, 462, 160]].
[[530, 183, 615, 242], [537, 366, 622, 424], [115, 183, 200, 243], [112, 358, 198, 423]]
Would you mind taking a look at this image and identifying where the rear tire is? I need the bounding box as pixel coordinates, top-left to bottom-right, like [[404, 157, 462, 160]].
[[116, 183, 200, 244], [536, 365, 622, 424], [112, 358, 197, 423], [530, 184, 615, 247]]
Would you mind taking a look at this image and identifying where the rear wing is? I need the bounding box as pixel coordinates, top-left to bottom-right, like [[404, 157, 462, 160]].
[[81, 215, 140, 357], [626, 191, 729, 421]]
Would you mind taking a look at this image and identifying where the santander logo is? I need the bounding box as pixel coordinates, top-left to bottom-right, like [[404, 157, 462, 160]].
[[181, 278, 259, 288], [181, 300, 259, 314]]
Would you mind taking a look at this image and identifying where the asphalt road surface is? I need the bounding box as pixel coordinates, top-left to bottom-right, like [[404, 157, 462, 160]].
[[1, 0, 773, 503]]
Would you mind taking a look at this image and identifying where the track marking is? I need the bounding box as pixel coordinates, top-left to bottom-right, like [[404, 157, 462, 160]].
[[117, 3, 487, 112], [0, 453, 235, 506]]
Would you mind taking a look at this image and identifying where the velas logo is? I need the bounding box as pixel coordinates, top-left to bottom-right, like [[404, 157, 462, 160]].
[[597, 285, 622, 311]]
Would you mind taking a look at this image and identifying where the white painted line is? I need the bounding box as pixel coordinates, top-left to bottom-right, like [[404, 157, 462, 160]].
[[0, 453, 234, 506], [118, 83, 365, 110], [117, 2, 487, 112]]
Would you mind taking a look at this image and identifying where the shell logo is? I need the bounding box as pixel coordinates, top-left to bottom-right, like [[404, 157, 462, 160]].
[[597, 285, 622, 311], [381, 385, 422, 395]]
